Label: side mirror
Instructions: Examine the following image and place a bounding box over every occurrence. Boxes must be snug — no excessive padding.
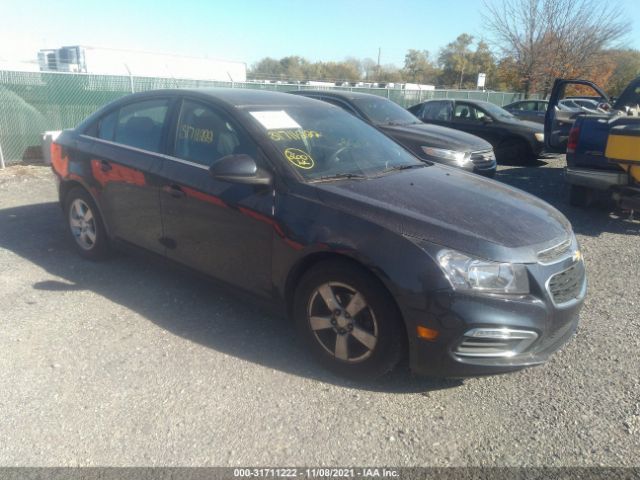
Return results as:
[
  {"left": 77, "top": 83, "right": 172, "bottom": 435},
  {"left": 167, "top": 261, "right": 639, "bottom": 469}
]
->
[
  {"left": 481, "top": 116, "right": 493, "bottom": 124},
  {"left": 209, "top": 154, "right": 272, "bottom": 185}
]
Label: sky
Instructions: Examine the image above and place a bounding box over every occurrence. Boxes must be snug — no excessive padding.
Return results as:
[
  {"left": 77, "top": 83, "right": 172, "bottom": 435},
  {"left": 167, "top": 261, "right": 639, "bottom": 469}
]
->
[{"left": 1, "top": 0, "right": 639, "bottom": 68}]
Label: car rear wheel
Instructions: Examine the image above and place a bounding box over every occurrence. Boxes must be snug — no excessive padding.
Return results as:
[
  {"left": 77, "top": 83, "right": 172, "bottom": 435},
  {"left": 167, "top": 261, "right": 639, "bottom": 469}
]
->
[
  {"left": 293, "top": 260, "right": 406, "bottom": 379},
  {"left": 64, "top": 187, "right": 110, "bottom": 260}
]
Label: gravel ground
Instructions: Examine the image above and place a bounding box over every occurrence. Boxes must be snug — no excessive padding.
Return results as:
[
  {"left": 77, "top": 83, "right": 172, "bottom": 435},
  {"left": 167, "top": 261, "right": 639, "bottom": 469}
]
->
[{"left": 0, "top": 158, "right": 638, "bottom": 467}]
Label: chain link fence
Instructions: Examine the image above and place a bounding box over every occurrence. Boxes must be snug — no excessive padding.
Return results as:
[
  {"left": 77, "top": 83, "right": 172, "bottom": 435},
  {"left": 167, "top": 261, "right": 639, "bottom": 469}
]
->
[{"left": 0, "top": 69, "right": 539, "bottom": 166}]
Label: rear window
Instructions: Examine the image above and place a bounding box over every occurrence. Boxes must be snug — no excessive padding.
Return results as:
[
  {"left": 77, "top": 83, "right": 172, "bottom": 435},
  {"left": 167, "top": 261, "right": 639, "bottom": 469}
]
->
[{"left": 350, "top": 96, "right": 421, "bottom": 126}]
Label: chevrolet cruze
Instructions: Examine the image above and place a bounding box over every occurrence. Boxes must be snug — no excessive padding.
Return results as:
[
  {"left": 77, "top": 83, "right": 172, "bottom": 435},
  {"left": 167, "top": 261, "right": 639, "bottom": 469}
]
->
[{"left": 51, "top": 89, "right": 586, "bottom": 378}]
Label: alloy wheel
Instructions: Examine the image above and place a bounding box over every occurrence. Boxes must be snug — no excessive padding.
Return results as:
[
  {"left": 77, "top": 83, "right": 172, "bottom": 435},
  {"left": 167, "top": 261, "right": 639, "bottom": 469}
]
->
[
  {"left": 68, "top": 198, "right": 97, "bottom": 250},
  {"left": 307, "top": 282, "right": 378, "bottom": 362}
]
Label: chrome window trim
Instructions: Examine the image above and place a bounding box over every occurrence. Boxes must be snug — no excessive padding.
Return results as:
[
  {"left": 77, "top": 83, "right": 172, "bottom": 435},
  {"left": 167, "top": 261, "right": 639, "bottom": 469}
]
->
[{"left": 79, "top": 134, "right": 210, "bottom": 171}]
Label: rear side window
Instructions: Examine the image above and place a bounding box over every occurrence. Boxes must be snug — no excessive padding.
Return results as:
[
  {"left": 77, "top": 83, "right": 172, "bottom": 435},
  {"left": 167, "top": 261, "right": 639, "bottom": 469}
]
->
[
  {"left": 98, "top": 111, "right": 118, "bottom": 141},
  {"left": 114, "top": 99, "right": 170, "bottom": 153},
  {"left": 513, "top": 101, "right": 536, "bottom": 111},
  {"left": 421, "top": 101, "right": 452, "bottom": 121}
]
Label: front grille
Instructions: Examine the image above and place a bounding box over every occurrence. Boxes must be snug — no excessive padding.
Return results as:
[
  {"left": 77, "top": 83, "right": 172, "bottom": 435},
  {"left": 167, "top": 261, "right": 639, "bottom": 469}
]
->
[
  {"left": 538, "top": 238, "right": 572, "bottom": 264},
  {"left": 470, "top": 149, "right": 496, "bottom": 167},
  {"left": 547, "top": 262, "right": 584, "bottom": 305}
]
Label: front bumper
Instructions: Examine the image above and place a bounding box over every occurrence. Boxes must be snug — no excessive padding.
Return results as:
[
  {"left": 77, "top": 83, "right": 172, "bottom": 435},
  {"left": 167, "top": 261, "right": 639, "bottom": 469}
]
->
[{"left": 403, "top": 257, "right": 586, "bottom": 377}]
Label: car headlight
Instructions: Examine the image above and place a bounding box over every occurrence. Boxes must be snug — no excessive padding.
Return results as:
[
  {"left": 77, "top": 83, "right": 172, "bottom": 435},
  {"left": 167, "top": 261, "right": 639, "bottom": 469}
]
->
[
  {"left": 437, "top": 249, "right": 530, "bottom": 294},
  {"left": 421, "top": 146, "right": 471, "bottom": 165},
  {"left": 534, "top": 132, "right": 544, "bottom": 142}
]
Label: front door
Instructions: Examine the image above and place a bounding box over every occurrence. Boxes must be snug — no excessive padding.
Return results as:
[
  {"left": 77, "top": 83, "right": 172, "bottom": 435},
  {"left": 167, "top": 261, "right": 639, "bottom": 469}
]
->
[
  {"left": 544, "top": 79, "right": 610, "bottom": 153},
  {"left": 452, "top": 102, "right": 501, "bottom": 146},
  {"left": 158, "top": 98, "right": 274, "bottom": 297}
]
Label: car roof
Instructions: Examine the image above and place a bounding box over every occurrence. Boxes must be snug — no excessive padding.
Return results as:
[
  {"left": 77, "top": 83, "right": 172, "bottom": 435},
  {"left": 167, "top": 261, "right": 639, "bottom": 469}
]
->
[
  {"left": 111, "top": 87, "right": 323, "bottom": 109},
  {"left": 292, "top": 89, "right": 388, "bottom": 102}
]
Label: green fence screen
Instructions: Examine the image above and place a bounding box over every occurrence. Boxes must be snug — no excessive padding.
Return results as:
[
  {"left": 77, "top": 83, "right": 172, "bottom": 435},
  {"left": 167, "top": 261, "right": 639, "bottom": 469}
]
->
[{"left": 0, "top": 70, "right": 538, "bottom": 165}]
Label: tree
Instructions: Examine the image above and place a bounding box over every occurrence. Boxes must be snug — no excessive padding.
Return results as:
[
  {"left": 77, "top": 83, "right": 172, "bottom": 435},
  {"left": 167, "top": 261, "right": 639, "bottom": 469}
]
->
[
  {"left": 606, "top": 49, "right": 640, "bottom": 96},
  {"left": 438, "top": 34, "right": 475, "bottom": 88},
  {"left": 361, "top": 58, "right": 377, "bottom": 81},
  {"left": 483, "top": 0, "right": 631, "bottom": 96},
  {"left": 377, "top": 64, "right": 403, "bottom": 83},
  {"left": 250, "top": 57, "right": 283, "bottom": 80},
  {"left": 403, "top": 49, "right": 439, "bottom": 84},
  {"left": 471, "top": 41, "right": 496, "bottom": 87}
]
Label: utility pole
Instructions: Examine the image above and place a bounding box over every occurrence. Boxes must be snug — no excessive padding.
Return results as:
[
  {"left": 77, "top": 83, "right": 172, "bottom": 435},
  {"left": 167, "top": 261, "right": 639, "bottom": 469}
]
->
[{"left": 377, "top": 47, "right": 381, "bottom": 81}]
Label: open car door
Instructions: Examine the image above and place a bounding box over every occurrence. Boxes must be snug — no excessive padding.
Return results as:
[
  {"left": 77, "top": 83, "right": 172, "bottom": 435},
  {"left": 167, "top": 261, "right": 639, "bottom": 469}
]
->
[
  {"left": 544, "top": 79, "right": 610, "bottom": 153},
  {"left": 613, "top": 76, "right": 640, "bottom": 114}
]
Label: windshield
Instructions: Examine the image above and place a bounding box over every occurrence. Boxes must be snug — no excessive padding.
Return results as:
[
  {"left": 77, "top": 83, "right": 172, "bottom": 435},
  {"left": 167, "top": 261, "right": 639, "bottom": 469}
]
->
[
  {"left": 480, "top": 102, "right": 515, "bottom": 120},
  {"left": 246, "top": 105, "right": 424, "bottom": 181},
  {"left": 350, "top": 96, "right": 422, "bottom": 126}
]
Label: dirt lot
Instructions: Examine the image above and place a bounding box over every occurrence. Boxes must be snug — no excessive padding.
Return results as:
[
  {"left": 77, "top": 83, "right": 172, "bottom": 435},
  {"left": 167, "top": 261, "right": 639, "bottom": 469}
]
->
[{"left": 0, "top": 158, "right": 638, "bottom": 466}]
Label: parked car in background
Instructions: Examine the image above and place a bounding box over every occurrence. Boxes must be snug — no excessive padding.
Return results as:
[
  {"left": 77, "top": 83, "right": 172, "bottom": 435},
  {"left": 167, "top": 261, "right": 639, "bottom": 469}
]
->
[
  {"left": 558, "top": 98, "right": 610, "bottom": 114},
  {"left": 50, "top": 88, "right": 586, "bottom": 379},
  {"left": 409, "top": 99, "right": 545, "bottom": 163},
  {"left": 290, "top": 90, "right": 496, "bottom": 177},
  {"left": 545, "top": 76, "right": 640, "bottom": 207},
  {"left": 503, "top": 100, "right": 549, "bottom": 123}
]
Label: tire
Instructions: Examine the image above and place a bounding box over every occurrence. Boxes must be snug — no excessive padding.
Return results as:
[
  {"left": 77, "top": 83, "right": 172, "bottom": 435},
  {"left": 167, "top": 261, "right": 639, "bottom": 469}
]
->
[
  {"left": 569, "top": 184, "right": 593, "bottom": 208},
  {"left": 497, "top": 138, "right": 535, "bottom": 164},
  {"left": 293, "top": 260, "right": 406, "bottom": 379},
  {"left": 64, "top": 186, "right": 110, "bottom": 260}
]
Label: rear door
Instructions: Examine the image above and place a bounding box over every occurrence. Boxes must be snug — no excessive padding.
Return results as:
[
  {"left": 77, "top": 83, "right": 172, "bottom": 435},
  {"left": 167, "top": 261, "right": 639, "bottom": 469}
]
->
[
  {"left": 158, "top": 97, "right": 274, "bottom": 296},
  {"left": 415, "top": 100, "right": 453, "bottom": 127},
  {"left": 87, "top": 97, "right": 173, "bottom": 254},
  {"left": 544, "top": 79, "right": 610, "bottom": 153}
]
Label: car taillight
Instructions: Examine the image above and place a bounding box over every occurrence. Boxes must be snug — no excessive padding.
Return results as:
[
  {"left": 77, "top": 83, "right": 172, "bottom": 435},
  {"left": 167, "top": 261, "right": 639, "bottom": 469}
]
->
[{"left": 567, "top": 126, "right": 580, "bottom": 154}]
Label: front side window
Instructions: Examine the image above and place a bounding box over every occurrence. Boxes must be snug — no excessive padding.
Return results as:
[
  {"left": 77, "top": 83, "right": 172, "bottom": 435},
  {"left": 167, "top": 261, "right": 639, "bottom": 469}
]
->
[
  {"left": 247, "top": 105, "right": 424, "bottom": 181},
  {"left": 114, "top": 99, "right": 170, "bottom": 153},
  {"left": 174, "top": 100, "right": 248, "bottom": 166},
  {"left": 454, "top": 103, "right": 485, "bottom": 122}
]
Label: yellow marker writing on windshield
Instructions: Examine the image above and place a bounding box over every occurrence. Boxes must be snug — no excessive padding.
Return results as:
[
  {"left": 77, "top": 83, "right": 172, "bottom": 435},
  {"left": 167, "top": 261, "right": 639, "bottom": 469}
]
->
[{"left": 284, "top": 148, "right": 315, "bottom": 169}]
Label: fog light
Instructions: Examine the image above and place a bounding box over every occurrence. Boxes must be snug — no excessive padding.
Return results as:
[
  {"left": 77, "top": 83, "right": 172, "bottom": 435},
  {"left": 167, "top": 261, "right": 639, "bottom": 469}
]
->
[{"left": 417, "top": 326, "right": 439, "bottom": 341}]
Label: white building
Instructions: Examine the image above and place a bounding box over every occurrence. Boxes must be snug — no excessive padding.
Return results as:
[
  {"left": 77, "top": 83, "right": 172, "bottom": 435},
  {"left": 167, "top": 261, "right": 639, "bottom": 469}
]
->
[{"left": 37, "top": 46, "right": 247, "bottom": 82}]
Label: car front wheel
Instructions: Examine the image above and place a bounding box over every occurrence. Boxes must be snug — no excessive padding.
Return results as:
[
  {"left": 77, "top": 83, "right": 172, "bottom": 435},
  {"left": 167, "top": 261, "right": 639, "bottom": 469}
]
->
[{"left": 294, "top": 260, "right": 406, "bottom": 379}]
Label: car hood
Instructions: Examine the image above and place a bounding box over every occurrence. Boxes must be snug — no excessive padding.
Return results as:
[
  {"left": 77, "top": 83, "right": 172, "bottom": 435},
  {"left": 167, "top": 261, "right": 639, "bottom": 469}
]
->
[
  {"left": 313, "top": 165, "right": 572, "bottom": 263},
  {"left": 380, "top": 123, "right": 491, "bottom": 152}
]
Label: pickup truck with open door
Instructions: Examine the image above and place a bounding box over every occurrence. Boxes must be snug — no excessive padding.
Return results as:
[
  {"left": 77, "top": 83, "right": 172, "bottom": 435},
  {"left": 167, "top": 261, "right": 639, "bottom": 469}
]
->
[{"left": 544, "top": 77, "right": 640, "bottom": 207}]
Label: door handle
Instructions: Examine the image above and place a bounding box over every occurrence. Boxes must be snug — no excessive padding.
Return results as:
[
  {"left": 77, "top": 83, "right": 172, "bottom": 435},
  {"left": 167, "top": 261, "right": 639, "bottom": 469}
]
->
[
  {"left": 162, "top": 184, "right": 186, "bottom": 199},
  {"left": 100, "top": 160, "right": 112, "bottom": 172}
]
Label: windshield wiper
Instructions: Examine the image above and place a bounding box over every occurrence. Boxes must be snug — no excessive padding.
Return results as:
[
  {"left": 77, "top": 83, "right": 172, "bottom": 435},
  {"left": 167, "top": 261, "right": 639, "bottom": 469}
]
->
[
  {"left": 379, "top": 163, "right": 426, "bottom": 174},
  {"left": 309, "top": 172, "right": 367, "bottom": 183}
]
